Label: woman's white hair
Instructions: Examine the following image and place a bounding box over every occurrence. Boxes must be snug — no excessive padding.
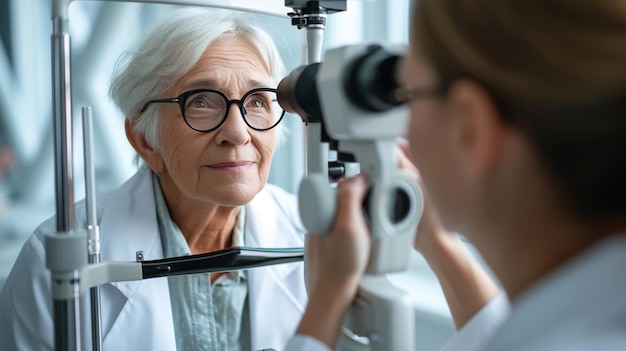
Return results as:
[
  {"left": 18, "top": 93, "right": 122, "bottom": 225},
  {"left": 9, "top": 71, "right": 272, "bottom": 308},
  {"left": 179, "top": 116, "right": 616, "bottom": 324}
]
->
[{"left": 109, "top": 8, "right": 287, "bottom": 156}]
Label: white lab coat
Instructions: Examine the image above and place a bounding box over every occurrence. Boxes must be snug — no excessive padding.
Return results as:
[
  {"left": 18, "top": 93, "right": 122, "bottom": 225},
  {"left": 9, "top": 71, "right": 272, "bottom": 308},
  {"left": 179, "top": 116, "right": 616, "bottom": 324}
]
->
[
  {"left": 284, "top": 291, "right": 509, "bottom": 351},
  {"left": 0, "top": 166, "right": 308, "bottom": 351},
  {"left": 480, "top": 234, "right": 626, "bottom": 351},
  {"left": 285, "top": 234, "right": 626, "bottom": 351}
]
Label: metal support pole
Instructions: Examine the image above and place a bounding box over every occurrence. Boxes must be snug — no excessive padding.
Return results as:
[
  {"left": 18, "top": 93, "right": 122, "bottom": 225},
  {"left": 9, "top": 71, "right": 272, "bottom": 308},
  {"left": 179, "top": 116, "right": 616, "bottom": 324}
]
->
[
  {"left": 83, "top": 107, "right": 103, "bottom": 351},
  {"left": 303, "top": 25, "right": 327, "bottom": 176},
  {"left": 52, "top": 9, "right": 80, "bottom": 351},
  {"left": 286, "top": 1, "right": 336, "bottom": 177},
  {"left": 52, "top": 10, "right": 74, "bottom": 233}
]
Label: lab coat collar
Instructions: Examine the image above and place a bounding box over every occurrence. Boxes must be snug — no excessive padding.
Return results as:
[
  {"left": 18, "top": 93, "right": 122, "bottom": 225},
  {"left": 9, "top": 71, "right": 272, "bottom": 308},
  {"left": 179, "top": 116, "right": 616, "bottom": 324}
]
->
[
  {"left": 245, "top": 184, "right": 307, "bottom": 350},
  {"left": 483, "top": 234, "right": 626, "bottom": 350},
  {"left": 93, "top": 167, "right": 176, "bottom": 350},
  {"left": 245, "top": 186, "right": 305, "bottom": 280},
  {"left": 99, "top": 166, "right": 162, "bottom": 298}
]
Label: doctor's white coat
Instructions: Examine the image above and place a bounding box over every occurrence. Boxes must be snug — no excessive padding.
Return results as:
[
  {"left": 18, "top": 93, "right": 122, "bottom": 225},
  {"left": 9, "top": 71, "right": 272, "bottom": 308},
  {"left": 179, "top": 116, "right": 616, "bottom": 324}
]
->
[{"left": 0, "top": 167, "right": 308, "bottom": 351}]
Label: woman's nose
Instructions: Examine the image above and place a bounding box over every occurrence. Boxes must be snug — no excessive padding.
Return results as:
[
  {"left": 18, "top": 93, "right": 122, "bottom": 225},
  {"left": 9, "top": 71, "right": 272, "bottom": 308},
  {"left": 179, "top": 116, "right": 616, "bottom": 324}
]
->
[{"left": 214, "top": 104, "right": 251, "bottom": 145}]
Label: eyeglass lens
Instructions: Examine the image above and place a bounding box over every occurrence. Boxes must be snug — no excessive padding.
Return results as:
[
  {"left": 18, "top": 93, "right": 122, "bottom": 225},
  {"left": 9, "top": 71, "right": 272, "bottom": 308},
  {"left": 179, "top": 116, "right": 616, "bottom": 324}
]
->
[{"left": 184, "top": 90, "right": 282, "bottom": 131}]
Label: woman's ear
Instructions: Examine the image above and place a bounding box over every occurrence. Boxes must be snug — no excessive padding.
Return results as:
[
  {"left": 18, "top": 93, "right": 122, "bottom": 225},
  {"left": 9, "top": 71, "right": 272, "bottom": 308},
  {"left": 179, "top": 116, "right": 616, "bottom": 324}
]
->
[
  {"left": 125, "top": 119, "right": 164, "bottom": 174},
  {"left": 447, "top": 79, "right": 507, "bottom": 181}
]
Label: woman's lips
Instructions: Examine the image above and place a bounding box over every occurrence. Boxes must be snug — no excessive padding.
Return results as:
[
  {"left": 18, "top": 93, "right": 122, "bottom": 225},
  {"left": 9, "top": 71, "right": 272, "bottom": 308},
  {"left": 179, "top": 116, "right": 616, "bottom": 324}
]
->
[{"left": 208, "top": 161, "right": 253, "bottom": 171}]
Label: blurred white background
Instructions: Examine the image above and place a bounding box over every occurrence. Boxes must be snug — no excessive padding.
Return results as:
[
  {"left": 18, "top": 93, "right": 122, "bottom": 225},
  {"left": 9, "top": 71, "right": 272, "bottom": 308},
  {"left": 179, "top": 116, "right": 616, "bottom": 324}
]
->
[{"left": 0, "top": 0, "right": 460, "bottom": 349}]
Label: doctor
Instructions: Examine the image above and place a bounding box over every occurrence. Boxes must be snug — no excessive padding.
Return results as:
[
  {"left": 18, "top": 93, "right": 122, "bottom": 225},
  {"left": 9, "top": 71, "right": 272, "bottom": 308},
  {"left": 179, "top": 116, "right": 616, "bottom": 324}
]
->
[
  {"left": 0, "top": 9, "right": 307, "bottom": 351},
  {"left": 287, "top": 0, "right": 626, "bottom": 350}
]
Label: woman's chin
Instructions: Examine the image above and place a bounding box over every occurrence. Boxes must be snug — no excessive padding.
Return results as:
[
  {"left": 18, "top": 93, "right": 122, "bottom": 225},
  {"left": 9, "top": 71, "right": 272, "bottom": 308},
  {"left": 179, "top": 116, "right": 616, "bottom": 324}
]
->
[{"left": 207, "top": 184, "right": 261, "bottom": 206}]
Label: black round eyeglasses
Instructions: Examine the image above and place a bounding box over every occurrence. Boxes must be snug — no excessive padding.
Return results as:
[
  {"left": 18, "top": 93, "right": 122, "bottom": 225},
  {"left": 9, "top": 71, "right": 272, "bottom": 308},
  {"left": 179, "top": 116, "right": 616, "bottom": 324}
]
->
[{"left": 140, "top": 87, "right": 286, "bottom": 132}]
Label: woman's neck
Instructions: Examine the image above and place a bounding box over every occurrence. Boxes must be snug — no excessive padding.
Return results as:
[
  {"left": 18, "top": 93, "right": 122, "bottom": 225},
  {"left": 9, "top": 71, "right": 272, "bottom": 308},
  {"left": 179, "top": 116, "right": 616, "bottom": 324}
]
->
[
  {"left": 158, "top": 180, "right": 241, "bottom": 255},
  {"left": 176, "top": 206, "right": 240, "bottom": 255},
  {"left": 178, "top": 205, "right": 240, "bottom": 255}
]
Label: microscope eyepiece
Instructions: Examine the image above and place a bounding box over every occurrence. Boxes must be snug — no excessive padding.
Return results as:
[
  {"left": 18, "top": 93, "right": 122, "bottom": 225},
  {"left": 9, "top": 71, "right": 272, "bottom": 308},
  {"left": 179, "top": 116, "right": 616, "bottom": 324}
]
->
[
  {"left": 277, "top": 63, "right": 324, "bottom": 123},
  {"left": 344, "top": 45, "right": 404, "bottom": 112},
  {"left": 276, "top": 45, "right": 404, "bottom": 122}
]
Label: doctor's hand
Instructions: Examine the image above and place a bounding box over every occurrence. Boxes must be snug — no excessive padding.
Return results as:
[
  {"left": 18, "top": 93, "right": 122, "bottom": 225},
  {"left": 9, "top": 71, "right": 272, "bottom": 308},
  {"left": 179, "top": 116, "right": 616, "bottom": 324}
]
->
[
  {"left": 395, "top": 138, "right": 449, "bottom": 254},
  {"left": 298, "top": 175, "right": 371, "bottom": 349},
  {"left": 396, "top": 138, "right": 500, "bottom": 330}
]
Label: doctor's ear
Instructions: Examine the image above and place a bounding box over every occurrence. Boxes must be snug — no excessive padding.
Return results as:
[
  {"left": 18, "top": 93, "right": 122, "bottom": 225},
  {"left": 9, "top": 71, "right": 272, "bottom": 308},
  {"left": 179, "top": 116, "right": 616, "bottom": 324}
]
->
[
  {"left": 125, "top": 119, "right": 165, "bottom": 174},
  {"left": 447, "top": 79, "right": 508, "bottom": 181}
]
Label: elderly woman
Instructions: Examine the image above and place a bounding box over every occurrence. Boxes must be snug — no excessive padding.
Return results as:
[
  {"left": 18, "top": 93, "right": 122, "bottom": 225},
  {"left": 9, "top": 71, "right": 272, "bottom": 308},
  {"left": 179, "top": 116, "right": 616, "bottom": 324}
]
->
[
  {"left": 0, "top": 9, "right": 307, "bottom": 351},
  {"left": 287, "top": 0, "right": 626, "bottom": 350}
]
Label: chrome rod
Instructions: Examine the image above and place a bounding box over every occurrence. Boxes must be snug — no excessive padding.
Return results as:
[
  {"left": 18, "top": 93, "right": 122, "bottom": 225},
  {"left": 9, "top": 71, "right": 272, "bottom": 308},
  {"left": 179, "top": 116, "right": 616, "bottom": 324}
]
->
[
  {"left": 52, "top": 18, "right": 74, "bottom": 232},
  {"left": 83, "top": 107, "right": 103, "bottom": 351},
  {"left": 52, "top": 14, "right": 80, "bottom": 351}
]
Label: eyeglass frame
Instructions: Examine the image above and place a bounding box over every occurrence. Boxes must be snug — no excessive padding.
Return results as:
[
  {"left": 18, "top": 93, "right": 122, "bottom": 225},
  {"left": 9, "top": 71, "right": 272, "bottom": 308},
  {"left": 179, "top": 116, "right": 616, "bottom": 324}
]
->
[
  {"left": 139, "top": 87, "right": 286, "bottom": 132},
  {"left": 392, "top": 84, "right": 446, "bottom": 105}
]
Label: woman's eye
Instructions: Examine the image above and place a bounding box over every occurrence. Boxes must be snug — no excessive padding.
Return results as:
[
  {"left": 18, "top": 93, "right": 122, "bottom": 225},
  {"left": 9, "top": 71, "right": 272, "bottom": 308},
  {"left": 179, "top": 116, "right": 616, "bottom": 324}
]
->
[
  {"left": 246, "top": 94, "right": 268, "bottom": 109},
  {"left": 190, "top": 99, "right": 208, "bottom": 109}
]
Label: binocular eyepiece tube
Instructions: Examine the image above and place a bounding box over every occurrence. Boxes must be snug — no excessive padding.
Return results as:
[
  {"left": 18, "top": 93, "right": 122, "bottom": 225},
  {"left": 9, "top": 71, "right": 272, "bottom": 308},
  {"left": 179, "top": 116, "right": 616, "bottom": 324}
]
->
[{"left": 277, "top": 45, "right": 405, "bottom": 122}]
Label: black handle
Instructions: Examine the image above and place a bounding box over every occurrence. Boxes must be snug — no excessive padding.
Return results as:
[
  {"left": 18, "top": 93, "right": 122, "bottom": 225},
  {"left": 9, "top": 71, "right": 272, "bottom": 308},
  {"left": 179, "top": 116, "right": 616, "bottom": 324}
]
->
[{"left": 142, "top": 246, "right": 304, "bottom": 279}]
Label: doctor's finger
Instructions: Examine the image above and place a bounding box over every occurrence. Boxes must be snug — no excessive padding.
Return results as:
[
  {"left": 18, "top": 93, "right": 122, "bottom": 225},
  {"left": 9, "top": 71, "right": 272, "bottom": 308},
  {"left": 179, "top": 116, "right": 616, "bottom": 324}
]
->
[
  {"left": 333, "top": 175, "right": 368, "bottom": 234},
  {"left": 396, "top": 139, "right": 419, "bottom": 175}
]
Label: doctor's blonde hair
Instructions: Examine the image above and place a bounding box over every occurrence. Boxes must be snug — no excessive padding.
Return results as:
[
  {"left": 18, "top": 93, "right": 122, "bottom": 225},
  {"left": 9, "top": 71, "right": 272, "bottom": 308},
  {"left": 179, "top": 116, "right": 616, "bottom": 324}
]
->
[
  {"left": 413, "top": 0, "right": 626, "bottom": 219},
  {"left": 109, "top": 8, "right": 287, "bottom": 158}
]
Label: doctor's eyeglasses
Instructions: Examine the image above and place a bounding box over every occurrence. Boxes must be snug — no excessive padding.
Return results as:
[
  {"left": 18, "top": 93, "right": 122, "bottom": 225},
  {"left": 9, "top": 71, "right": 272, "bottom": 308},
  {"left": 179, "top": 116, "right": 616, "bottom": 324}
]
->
[
  {"left": 140, "top": 87, "right": 286, "bottom": 132},
  {"left": 392, "top": 85, "right": 444, "bottom": 105}
]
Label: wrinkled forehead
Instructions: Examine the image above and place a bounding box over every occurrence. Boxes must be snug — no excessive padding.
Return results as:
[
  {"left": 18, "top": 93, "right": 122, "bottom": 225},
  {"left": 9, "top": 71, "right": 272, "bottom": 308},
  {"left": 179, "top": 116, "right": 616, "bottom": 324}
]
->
[{"left": 173, "top": 36, "right": 274, "bottom": 93}]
